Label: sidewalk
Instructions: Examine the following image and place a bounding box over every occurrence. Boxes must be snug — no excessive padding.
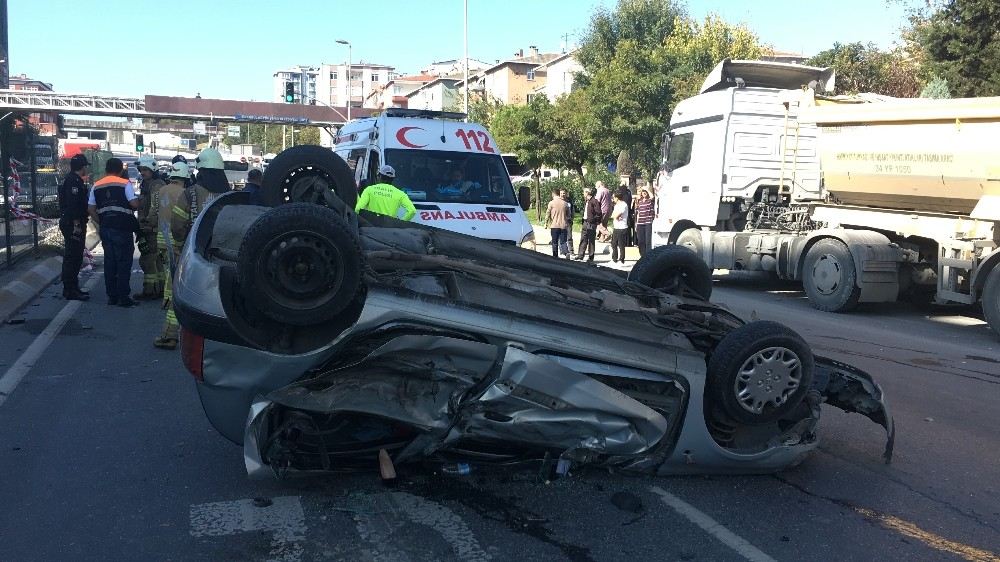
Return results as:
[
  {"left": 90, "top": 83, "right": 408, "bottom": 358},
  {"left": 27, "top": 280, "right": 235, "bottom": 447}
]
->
[
  {"left": 530, "top": 224, "right": 640, "bottom": 271},
  {"left": 0, "top": 224, "right": 101, "bottom": 324}
]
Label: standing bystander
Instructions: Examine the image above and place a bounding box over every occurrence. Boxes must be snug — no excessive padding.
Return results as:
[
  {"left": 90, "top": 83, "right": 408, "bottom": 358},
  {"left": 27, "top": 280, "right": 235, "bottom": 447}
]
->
[
  {"left": 243, "top": 168, "right": 264, "bottom": 205},
  {"left": 610, "top": 189, "right": 629, "bottom": 265},
  {"left": 544, "top": 191, "right": 570, "bottom": 259},
  {"left": 634, "top": 187, "right": 655, "bottom": 256},
  {"left": 575, "top": 187, "right": 602, "bottom": 262},
  {"left": 560, "top": 189, "right": 574, "bottom": 258}
]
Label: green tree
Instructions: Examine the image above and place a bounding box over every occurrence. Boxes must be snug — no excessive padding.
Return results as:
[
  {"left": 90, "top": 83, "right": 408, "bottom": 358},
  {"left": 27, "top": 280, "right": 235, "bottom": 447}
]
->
[
  {"left": 920, "top": 76, "right": 951, "bottom": 98},
  {"left": 578, "top": 2, "right": 767, "bottom": 179},
  {"left": 662, "top": 14, "right": 768, "bottom": 100},
  {"left": 491, "top": 97, "right": 554, "bottom": 220},
  {"left": 542, "top": 89, "right": 603, "bottom": 178},
  {"left": 577, "top": 0, "right": 684, "bottom": 74},
  {"left": 807, "top": 42, "right": 921, "bottom": 97},
  {"left": 909, "top": 0, "right": 1000, "bottom": 97}
]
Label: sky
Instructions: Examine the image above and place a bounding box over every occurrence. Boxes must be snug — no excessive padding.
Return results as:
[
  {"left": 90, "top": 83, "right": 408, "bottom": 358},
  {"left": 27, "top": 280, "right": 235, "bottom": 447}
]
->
[{"left": 8, "top": 0, "right": 917, "bottom": 101}]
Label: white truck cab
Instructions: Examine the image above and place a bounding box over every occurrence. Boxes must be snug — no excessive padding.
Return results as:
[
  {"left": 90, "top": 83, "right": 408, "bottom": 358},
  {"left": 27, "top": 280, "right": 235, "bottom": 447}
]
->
[
  {"left": 333, "top": 109, "right": 534, "bottom": 247},
  {"left": 654, "top": 60, "right": 834, "bottom": 246}
]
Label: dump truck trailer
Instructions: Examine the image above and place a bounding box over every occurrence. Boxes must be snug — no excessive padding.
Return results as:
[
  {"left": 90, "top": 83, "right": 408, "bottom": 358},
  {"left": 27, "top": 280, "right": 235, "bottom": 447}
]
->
[{"left": 653, "top": 59, "right": 1000, "bottom": 337}]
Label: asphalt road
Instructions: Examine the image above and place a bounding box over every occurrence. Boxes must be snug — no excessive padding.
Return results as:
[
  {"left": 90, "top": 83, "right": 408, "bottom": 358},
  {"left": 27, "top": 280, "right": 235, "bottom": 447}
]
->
[{"left": 0, "top": 255, "right": 997, "bottom": 561}]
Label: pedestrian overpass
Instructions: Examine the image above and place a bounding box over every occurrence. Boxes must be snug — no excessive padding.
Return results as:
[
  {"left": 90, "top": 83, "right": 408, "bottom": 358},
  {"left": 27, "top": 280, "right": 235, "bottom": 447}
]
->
[{"left": 0, "top": 90, "right": 370, "bottom": 126}]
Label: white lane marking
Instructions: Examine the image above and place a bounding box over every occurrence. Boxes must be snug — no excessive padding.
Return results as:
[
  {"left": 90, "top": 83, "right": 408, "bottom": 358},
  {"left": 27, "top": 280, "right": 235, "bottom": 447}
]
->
[
  {"left": 0, "top": 273, "right": 102, "bottom": 408},
  {"left": 345, "top": 491, "right": 491, "bottom": 561},
  {"left": 189, "top": 496, "right": 306, "bottom": 562},
  {"left": 650, "top": 486, "right": 777, "bottom": 562},
  {"left": 391, "top": 491, "right": 491, "bottom": 562}
]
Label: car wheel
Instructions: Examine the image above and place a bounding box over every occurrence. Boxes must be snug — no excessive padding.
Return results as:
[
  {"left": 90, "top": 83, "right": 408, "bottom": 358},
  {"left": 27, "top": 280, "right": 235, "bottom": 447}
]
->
[
  {"left": 982, "top": 266, "right": 1000, "bottom": 338},
  {"left": 707, "top": 321, "right": 814, "bottom": 425},
  {"left": 675, "top": 227, "right": 704, "bottom": 257},
  {"left": 237, "top": 203, "right": 363, "bottom": 326},
  {"left": 802, "top": 239, "right": 861, "bottom": 312},
  {"left": 629, "top": 245, "right": 713, "bottom": 300},
  {"left": 259, "top": 145, "right": 358, "bottom": 210}
]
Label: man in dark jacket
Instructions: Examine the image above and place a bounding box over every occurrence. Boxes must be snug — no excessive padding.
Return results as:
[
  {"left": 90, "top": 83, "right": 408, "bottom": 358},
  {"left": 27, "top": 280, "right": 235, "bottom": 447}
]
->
[
  {"left": 88, "top": 158, "right": 140, "bottom": 307},
  {"left": 575, "top": 187, "right": 603, "bottom": 262},
  {"left": 243, "top": 168, "right": 263, "bottom": 205},
  {"left": 57, "top": 154, "right": 91, "bottom": 301}
]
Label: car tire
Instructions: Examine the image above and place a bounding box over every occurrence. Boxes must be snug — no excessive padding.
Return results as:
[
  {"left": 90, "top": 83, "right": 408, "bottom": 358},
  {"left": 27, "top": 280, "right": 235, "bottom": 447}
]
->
[
  {"left": 802, "top": 239, "right": 861, "bottom": 312},
  {"left": 629, "top": 245, "right": 713, "bottom": 300},
  {"left": 707, "top": 321, "right": 815, "bottom": 425},
  {"left": 982, "top": 266, "right": 1000, "bottom": 338},
  {"left": 237, "top": 203, "right": 363, "bottom": 326},
  {"left": 259, "top": 145, "right": 358, "bottom": 210}
]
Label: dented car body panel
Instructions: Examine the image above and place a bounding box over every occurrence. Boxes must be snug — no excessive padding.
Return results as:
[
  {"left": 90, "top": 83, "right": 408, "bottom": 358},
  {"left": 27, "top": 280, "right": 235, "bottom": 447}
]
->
[{"left": 174, "top": 191, "right": 893, "bottom": 478}]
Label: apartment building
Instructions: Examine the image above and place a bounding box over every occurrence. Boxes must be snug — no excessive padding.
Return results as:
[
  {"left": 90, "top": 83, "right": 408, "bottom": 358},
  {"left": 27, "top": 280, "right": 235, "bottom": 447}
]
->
[{"left": 9, "top": 73, "right": 58, "bottom": 136}]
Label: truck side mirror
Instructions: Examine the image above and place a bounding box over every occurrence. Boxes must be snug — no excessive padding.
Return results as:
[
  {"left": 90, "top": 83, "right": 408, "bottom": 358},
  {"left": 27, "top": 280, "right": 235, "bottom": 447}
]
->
[{"left": 518, "top": 185, "right": 531, "bottom": 211}]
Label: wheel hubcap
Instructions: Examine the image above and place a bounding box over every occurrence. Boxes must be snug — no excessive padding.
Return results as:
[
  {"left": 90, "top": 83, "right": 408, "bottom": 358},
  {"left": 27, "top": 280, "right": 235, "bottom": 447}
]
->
[
  {"left": 812, "top": 254, "right": 842, "bottom": 295},
  {"left": 260, "top": 231, "right": 344, "bottom": 311},
  {"left": 733, "top": 346, "right": 803, "bottom": 414}
]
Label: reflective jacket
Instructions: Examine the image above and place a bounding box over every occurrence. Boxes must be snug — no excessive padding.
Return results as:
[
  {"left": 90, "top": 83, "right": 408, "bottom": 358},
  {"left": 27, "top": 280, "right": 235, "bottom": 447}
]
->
[
  {"left": 138, "top": 177, "right": 165, "bottom": 234},
  {"left": 355, "top": 182, "right": 416, "bottom": 220},
  {"left": 92, "top": 176, "right": 135, "bottom": 231},
  {"left": 149, "top": 179, "right": 219, "bottom": 252}
]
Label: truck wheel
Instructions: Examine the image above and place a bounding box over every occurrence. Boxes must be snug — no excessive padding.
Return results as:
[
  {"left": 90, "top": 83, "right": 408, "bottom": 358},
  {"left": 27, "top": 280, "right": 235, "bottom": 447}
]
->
[
  {"left": 675, "top": 228, "right": 705, "bottom": 258},
  {"left": 983, "top": 267, "right": 1000, "bottom": 338},
  {"left": 237, "top": 203, "right": 363, "bottom": 326},
  {"left": 259, "top": 145, "right": 358, "bottom": 210},
  {"left": 707, "top": 321, "right": 814, "bottom": 425},
  {"left": 803, "top": 239, "right": 861, "bottom": 312},
  {"left": 629, "top": 245, "right": 713, "bottom": 300}
]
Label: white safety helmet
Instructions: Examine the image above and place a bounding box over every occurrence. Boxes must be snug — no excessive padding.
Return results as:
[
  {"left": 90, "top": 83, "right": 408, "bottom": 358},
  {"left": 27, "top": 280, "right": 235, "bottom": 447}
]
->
[
  {"left": 136, "top": 155, "right": 157, "bottom": 172},
  {"left": 378, "top": 164, "right": 396, "bottom": 178},
  {"left": 195, "top": 147, "right": 225, "bottom": 170},
  {"left": 169, "top": 161, "right": 190, "bottom": 179}
]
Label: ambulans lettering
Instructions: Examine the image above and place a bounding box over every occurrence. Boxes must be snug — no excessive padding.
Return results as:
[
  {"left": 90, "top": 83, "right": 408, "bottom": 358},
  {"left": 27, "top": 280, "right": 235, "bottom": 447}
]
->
[{"left": 419, "top": 210, "right": 512, "bottom": 222}]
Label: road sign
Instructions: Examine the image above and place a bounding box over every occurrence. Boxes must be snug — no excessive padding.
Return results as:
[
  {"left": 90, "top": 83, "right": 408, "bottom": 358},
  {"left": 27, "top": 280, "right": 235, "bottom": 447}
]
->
[
  {"left": 193, "top": 122, "right": 207, "bottom": 135},
  {"left": 227, "top": 125, "right": 241, "bottom": 137}
]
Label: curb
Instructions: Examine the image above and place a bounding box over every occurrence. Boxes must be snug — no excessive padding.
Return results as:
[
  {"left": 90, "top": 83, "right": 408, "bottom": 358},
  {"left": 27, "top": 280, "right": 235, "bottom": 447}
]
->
[
  {"left": 0, "top": 256, "right": 64, "bottom": 324},
  {"left": 0, "top": 226, "right": 102, "bottom": 324}
]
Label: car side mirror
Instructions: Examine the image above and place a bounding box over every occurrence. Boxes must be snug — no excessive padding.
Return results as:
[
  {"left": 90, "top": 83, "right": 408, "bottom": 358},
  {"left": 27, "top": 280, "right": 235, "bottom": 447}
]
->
[{"left": 518, "top": 185, "right": 531, "bottom": 211}]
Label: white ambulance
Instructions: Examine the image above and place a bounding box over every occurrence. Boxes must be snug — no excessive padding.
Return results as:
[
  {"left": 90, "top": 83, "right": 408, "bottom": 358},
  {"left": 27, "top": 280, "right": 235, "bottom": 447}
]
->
[{"left": 332, "top": 109, "right": 534, "bottom": 247}]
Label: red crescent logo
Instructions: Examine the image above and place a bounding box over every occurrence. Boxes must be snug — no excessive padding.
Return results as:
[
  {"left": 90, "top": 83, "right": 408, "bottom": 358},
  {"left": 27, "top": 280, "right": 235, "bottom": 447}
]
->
[{"left": 396, "top": 126, "right": 427, "bottom": 148}]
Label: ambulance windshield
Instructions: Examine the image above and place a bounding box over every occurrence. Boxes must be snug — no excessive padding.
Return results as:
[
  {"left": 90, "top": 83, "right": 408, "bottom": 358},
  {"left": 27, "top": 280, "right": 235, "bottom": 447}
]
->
[{"left": 386, "top": 149, "right": 518, "bottom": 206}]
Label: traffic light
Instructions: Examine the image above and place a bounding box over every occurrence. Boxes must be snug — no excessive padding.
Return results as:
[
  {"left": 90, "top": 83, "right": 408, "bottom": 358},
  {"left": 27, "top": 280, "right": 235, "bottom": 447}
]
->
[
  {"left": 284, "top": 82, "right": 295, "bottom": 103},
  {"left": 135, "top": 133, "right": 144, "bottom": 153}
]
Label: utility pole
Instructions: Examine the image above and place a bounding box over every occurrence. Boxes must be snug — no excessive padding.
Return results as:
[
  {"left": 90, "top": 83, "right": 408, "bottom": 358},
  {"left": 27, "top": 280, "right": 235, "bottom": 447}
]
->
[
  {"left": 282, "top": 125, "right": 286, "bottom": 151},
  {"left": 336, "top": 40, "right": 352, "bottom": 121},
  {"left": 463, "top": 0, "right": 469, "bottom": 122}
]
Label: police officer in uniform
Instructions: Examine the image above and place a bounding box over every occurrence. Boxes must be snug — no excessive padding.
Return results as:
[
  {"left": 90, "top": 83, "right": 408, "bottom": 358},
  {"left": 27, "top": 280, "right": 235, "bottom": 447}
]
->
[
  {"left": 354, "top": 165, "right": 416, "bottom": 220},
  {"left": 57, "top": 154, "right": 91, "bottom": 301}
]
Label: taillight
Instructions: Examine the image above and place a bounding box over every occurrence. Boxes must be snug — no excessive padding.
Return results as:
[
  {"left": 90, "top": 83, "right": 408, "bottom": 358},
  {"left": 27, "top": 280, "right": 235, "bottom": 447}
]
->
[{"left": 180, "top": 327, "right": 205, "bottom": 381}]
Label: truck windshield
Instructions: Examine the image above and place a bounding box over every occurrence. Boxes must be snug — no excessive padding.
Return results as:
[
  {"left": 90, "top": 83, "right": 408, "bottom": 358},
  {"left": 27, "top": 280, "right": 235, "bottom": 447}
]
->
[
  {"left": 665, "top": 132, "right": 694, "bottom": 171},
  {"left": 386, "top": 149, "right": 518, "bottom": 206}
]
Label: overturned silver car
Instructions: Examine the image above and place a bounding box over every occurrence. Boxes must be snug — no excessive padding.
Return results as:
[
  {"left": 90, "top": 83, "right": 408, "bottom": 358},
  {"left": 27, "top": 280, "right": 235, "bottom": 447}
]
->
[{"left": 173, "top": 146, "right": 893, "bottom": 479}]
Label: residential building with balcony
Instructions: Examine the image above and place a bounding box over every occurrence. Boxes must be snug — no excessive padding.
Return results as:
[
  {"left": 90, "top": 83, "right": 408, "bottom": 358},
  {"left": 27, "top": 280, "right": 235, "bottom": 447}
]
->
[
  {"left": 315, "top": 62, "right": 396, "bottom": 110},
  {"left": 272, "top": 65, "right": 319, "bottom": 104}
]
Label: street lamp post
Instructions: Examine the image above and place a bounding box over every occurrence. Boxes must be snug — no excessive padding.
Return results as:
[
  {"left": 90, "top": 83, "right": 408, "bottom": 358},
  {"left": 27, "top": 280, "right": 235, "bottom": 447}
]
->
[
  {"left": 336, "top": 39, "right": 352, "bottom": 122},
  {"left": 464, "top": 0, "right": 469, "bottom": 122}
]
